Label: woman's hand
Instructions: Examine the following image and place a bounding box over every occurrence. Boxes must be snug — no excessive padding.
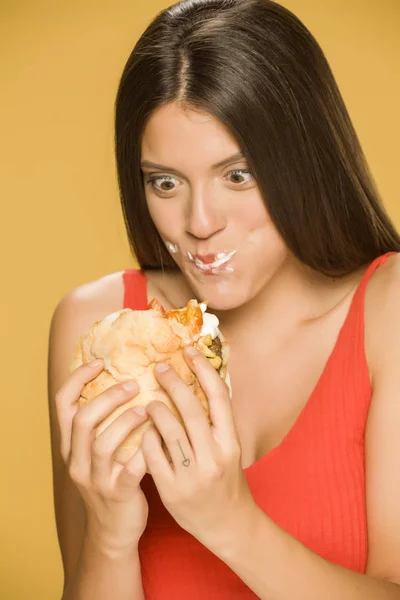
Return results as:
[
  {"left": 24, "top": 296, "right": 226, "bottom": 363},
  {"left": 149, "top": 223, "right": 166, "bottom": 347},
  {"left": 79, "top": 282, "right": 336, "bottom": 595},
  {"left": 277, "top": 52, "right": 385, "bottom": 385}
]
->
[
  {"left": 141, "top": 346, "right": 257, "bottom": 555},
  {"left": 55, "top": 360, "right": 149, "bottom": 553}
]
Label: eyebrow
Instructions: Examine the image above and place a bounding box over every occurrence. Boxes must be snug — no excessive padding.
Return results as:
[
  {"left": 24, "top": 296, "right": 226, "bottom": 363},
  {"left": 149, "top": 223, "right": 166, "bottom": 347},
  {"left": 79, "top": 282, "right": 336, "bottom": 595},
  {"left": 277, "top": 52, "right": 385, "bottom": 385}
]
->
[{"left": 140, "top": 151, "right": 247, "bottom": 175}]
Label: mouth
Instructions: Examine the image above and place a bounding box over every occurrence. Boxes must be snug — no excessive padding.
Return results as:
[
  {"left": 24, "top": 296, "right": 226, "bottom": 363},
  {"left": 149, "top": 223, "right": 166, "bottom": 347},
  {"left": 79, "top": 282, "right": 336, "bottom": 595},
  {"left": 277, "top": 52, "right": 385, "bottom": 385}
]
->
[{"left": 187, "top": 250, "right": 237, "bottom": 274}]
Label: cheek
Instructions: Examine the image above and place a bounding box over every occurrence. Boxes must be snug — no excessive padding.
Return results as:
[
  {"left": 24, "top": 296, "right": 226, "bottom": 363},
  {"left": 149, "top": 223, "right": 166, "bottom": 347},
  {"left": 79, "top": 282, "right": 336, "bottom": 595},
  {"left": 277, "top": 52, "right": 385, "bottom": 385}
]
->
[
  {"left": 234, "top": 195, "right": 273, "bottom": 237},
  {"left": 238, "top": 199, "right": 285, "bottom": 255},
  {"left": 146, "top": 197, "right": 183, "bottom": 239}
]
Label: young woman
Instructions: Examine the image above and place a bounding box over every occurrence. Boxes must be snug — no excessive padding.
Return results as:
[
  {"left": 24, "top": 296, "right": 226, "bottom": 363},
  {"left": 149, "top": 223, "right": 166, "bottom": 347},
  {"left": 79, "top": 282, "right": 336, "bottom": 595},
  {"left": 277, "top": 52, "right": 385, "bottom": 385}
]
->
[{"left": 48, "top": 0, "right": 400, "bottom": 598}]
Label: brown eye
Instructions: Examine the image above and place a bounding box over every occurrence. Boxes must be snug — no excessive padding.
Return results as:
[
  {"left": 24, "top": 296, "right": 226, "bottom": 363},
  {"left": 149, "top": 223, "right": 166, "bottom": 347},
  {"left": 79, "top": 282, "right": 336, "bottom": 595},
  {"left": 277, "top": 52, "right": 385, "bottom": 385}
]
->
[
  {"left": 227, "top": 169, "right": 254, "bottom": 185},
  {"left": 159, "top": 179, "right": 175, "bottom": 191},
  {"left": 145, "top": 175, "right": 178, "bottom": 193}
]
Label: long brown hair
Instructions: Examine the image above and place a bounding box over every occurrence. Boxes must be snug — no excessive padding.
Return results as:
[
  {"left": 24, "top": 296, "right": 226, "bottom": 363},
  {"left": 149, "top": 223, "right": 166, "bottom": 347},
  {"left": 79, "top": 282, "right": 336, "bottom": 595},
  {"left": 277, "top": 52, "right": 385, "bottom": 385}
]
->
[{"left": 115, "top": 0, "right": 400, "bottom": 276}]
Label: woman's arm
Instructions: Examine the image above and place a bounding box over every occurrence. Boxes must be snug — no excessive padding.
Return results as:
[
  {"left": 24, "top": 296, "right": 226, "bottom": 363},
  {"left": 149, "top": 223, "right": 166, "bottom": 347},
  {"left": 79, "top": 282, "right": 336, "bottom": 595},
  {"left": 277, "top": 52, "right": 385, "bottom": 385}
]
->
[
  {"left": 62, "top": 535, "right": 144, "bottom": 600},
  {"left": 214, "top": 506, "right": 400, "bottom": 600},
  {"left": 211, "top": 257, "right": 400, "bottom": 599},
  {"left": 48, "top": 288, "right": 146, "bottom": 600}
]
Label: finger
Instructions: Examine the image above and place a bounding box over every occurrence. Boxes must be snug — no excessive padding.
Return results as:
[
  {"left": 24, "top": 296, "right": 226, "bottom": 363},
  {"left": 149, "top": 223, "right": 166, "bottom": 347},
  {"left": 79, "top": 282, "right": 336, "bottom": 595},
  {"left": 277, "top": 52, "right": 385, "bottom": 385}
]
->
[
  {"left": 154, "top": 363, "right": 215, "bottom": 460},
  {"left": 55, "top": 359, "right": 104, "bottom": 463},
  {"left": 141, "top": 426, "right": 175, "bottom": 485},
  {"left": 183, "top": 346, "right": 238, "bottom": 447},
  {"left": 116, "top": 448, "right": 148, "bottom": 489},
  {"left": 146, "top": 400, "right": 196, "bottom": 471},
  {"left": 91, "top": 407, "right": 148, "bottom": 485},
  {"left": 69, "top": 380, "right": 140, "bottom": 483}
]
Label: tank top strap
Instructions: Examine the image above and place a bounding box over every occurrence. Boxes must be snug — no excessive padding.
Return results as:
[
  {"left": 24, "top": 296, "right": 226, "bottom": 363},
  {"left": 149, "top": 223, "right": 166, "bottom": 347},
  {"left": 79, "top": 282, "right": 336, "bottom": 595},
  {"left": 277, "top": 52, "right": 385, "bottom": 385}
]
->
[
  {"left": 335, "top": 251, "right": 397, "bottom": 354},
  {"left": 346, "top": 251, "right": 396, "bottom": 320},
  {"left": 123, "top": 269, "right": 148, "bottom": 310}
]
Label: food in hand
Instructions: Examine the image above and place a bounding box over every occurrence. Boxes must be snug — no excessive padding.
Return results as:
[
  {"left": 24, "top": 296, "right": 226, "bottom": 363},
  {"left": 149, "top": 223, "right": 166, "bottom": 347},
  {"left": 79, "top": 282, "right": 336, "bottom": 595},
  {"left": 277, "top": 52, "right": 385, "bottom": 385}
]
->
[{"left": 70, "top": 299, "right": 230, "bottom": 465}]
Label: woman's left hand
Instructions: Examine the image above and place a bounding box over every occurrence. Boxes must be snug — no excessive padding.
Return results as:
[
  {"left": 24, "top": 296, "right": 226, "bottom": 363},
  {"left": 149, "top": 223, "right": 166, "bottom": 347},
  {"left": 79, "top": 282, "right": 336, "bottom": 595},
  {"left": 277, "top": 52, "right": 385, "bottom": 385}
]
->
[{"left": 141, "top": 345, "right": 257, "bottom": 554}]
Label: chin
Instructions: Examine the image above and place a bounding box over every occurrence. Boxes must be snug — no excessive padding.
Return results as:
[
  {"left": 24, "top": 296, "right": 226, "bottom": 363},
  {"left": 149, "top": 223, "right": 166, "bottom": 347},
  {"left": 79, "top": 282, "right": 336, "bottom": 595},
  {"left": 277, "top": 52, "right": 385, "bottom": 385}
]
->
[
  {"left": 206, "top": 296, "right": 247, "bottom": 312},
  {"left": 188, "top": 273, "right": 252, "bottom": 312}
]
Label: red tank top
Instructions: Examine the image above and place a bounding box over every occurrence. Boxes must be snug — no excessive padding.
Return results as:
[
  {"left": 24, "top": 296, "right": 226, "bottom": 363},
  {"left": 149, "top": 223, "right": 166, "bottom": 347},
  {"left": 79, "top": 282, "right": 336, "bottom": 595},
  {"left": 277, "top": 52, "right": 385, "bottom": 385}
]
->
[{"left": 123, "top": 252, "right": 395, "bottom": 599}]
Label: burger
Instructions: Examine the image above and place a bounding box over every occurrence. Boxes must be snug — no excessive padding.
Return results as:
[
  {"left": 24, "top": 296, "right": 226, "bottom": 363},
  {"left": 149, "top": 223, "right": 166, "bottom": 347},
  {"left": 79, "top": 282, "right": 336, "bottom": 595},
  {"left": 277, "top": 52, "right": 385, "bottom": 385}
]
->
[{"left": 70, "top": 299, "right": 230, "bottom": 465}]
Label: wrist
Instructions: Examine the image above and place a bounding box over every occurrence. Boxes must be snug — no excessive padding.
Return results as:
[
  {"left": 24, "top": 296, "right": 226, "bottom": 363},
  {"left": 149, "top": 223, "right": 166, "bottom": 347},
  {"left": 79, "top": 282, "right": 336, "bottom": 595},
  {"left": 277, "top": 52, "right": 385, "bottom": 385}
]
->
[
  {"left": 84, "top": 522, "right": 140, "bottom": 560},
  {"left": 209, "top": 499, "right": 263, "bottom": 561}
]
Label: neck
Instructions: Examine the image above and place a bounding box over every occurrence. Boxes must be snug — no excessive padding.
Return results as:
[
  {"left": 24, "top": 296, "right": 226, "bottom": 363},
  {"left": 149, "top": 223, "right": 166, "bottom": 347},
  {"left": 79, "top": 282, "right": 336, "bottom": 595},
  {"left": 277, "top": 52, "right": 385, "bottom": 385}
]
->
[{"left": 214, "top": 255, "right": 363, "bottom": 341}]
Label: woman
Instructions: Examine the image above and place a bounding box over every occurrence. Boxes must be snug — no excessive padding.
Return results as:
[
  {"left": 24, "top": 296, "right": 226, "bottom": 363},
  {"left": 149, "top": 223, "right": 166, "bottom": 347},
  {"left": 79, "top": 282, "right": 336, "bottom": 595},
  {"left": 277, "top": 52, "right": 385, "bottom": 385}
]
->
[{"left": 48, "top": 0, "right": 400, "bottom": 598}]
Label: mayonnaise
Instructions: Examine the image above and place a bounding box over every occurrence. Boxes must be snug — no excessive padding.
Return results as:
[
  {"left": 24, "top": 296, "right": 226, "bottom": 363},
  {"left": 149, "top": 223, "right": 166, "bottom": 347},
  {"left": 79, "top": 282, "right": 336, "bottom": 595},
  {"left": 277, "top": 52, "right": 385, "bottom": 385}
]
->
[{"left": 199, "top": 303, "right": 220, "bottom": 339}]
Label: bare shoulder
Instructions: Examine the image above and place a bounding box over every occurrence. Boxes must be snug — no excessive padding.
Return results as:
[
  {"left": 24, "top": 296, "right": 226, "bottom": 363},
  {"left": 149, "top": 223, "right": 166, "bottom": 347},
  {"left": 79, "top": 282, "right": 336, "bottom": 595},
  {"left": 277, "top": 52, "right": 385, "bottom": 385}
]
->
[
  {"left": 48, "top": 270, "right": 130, "bottom": 404},
  {"left": 64, "top": 270, "right": 126, "bottom": 314},
  {"left": 365, "top": 252, "right": 400, "bottom": 376},
  {"left": 365, "top": 251, "right": 400, "bottom": 309},
  {"left": 53, "top": 266, "right": 192, "bottom": 330},
  {"left": 49, "top": 267, "right": 194, "bottom": 396},
  {"left": 363, "top": 253, "right": 400, "bottom": 583},
  {"left": 49, "top": 266, "right": 135, "bottom": 424}
]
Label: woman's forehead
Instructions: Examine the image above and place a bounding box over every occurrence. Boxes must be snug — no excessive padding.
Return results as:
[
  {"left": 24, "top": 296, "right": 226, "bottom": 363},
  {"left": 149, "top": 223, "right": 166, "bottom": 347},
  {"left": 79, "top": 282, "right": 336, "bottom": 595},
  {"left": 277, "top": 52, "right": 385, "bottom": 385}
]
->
[{"left": 141, "top": 103, "right": 242, "bottom": 172}]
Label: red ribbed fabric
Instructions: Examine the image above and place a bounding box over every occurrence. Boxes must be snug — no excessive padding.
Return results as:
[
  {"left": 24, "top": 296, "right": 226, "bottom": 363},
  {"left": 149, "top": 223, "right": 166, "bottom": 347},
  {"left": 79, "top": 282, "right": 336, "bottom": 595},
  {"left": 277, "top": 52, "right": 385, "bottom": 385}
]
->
[
  {"left": 122, "top": 269, "right": 148, "bottom": 311},
  {"left": 123, "top": 252, "right": 395, "bottom": 598}
]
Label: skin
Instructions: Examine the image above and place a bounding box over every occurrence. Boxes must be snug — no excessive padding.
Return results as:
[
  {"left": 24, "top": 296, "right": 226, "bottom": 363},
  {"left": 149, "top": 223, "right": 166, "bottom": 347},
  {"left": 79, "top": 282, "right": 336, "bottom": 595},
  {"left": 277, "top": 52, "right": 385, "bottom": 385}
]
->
[
  {"left": 55, "top": 100, "right": 400, "bottom": 598},
  {"left": 136, "top": 101, "right": 400, "bottom": 597},
  {"left": 141, "top": 102, "right": 360, "bottom": 322},
  {"left": 140, "top": 102, "right": 368, "bottom": 469}
]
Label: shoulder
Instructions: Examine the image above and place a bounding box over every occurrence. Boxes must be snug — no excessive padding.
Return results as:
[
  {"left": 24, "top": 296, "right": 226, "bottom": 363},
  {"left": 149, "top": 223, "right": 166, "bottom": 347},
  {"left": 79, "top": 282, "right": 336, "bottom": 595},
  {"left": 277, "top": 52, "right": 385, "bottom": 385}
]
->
[
  {"left": 365, "top": 252, "right": 400, "bottom": 379},
  {"left": 365, "top": 252, "right": 400, "bottom": 310},
  {"left": 49, "top": 271, "right": 127, "bottom": 386},
  {"left": 65, "top": 270, "right": 126, "bottom": 311},
  {"left": 53, "top": 266, "right": 192, "bottom": 324},
  {"left": 362, "top": 252, "right": 400, "bottom": 583},
  {"left": 50, "top": 271, "right": 127, "bottom": 340}
]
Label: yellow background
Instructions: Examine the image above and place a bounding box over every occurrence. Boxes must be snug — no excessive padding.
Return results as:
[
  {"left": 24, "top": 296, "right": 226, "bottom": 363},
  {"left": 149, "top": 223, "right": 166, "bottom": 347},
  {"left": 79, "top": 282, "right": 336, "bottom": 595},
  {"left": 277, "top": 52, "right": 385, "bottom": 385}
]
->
[{"left": 1, "top": 0, "right": 398, "bottom": 597}]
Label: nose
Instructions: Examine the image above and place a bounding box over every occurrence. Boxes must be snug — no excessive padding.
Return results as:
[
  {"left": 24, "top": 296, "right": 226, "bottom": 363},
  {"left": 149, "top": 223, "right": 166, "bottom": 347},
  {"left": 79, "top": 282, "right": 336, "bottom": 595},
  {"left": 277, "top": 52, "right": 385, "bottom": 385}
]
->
[{"left": 185, "top": 184, "right": 226, "bottom": 240}]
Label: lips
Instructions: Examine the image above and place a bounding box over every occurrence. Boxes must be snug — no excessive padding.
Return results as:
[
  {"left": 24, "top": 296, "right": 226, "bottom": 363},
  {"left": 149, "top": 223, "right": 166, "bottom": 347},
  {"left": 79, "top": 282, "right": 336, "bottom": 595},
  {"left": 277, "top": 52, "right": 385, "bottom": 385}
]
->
[
  {"left": 187, "top": 250, "right": 237, "bottom": 272},
  {"left": 194, "top": 254, "right": 218, "bottom": 264}
]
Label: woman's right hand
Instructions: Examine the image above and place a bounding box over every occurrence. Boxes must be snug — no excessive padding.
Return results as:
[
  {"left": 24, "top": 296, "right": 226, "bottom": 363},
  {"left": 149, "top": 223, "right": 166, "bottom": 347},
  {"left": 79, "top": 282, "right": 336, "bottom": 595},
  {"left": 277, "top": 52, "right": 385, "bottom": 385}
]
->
[{"left": 55, "top": 359, "right": 149, "bottom": 553}]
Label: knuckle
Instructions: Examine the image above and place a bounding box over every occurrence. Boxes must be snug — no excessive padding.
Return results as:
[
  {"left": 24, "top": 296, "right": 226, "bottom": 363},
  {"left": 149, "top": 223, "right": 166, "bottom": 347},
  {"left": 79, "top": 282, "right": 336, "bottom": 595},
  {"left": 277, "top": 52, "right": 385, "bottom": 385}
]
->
[
  {"left": 68, "top": 462, "right": 85, "bottom": 486},
  {"left": 91, "top": 439, "right": 109, "bottom": 459},
  {"left": 209, "top": 463, "right": 224, "bottom": 480},
  {"left": 72, "top": 410, "right": 91, "bottom": 430},
  {"left": 228, "top": 442, "right": 242, "bottom": 462},
  {"left": 201, "top": 462, "right": 223, "bottom": 481},
  {"left": 92, "top": 477, "right": 111, "bottom": 497}
]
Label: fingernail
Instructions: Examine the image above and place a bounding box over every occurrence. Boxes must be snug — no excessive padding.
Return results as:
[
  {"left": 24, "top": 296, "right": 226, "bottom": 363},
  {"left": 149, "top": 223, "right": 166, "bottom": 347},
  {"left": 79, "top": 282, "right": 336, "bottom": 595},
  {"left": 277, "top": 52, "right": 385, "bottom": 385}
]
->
[
  {"left": 88, "top": 359, "right": 103, "bottom": 368},
  {"left": 184, "top": 346, "right": 198, "bottom": 357},
  {"left": 123, "top": 380, "right": 138, "bottom": 392},
  {"left": 155, "top": 362, "right": 169, "bottom": 373},
  {"left": 133, "top": 406, "right": 147, "bottom": 416}
]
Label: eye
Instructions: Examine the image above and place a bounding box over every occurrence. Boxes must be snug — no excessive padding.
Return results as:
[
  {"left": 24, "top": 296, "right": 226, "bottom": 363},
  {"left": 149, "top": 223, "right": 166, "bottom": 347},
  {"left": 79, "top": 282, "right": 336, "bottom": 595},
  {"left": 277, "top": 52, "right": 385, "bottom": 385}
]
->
[
  {"left": 226, "top": 169, "right": 254, "bottom": 185},
  {"left": 143, "top": 168, "right": 255, "bottom": 194},
  {"left": 144, "top": 175, "right": 178, "bottom": 193}
]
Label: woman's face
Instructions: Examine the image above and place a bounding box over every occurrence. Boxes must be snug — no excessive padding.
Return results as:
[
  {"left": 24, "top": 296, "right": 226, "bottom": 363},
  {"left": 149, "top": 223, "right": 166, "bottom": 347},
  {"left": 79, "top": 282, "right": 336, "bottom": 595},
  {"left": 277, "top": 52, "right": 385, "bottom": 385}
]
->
[{"left": 141, "top": 102, "right": 288, "bottom": 310}]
